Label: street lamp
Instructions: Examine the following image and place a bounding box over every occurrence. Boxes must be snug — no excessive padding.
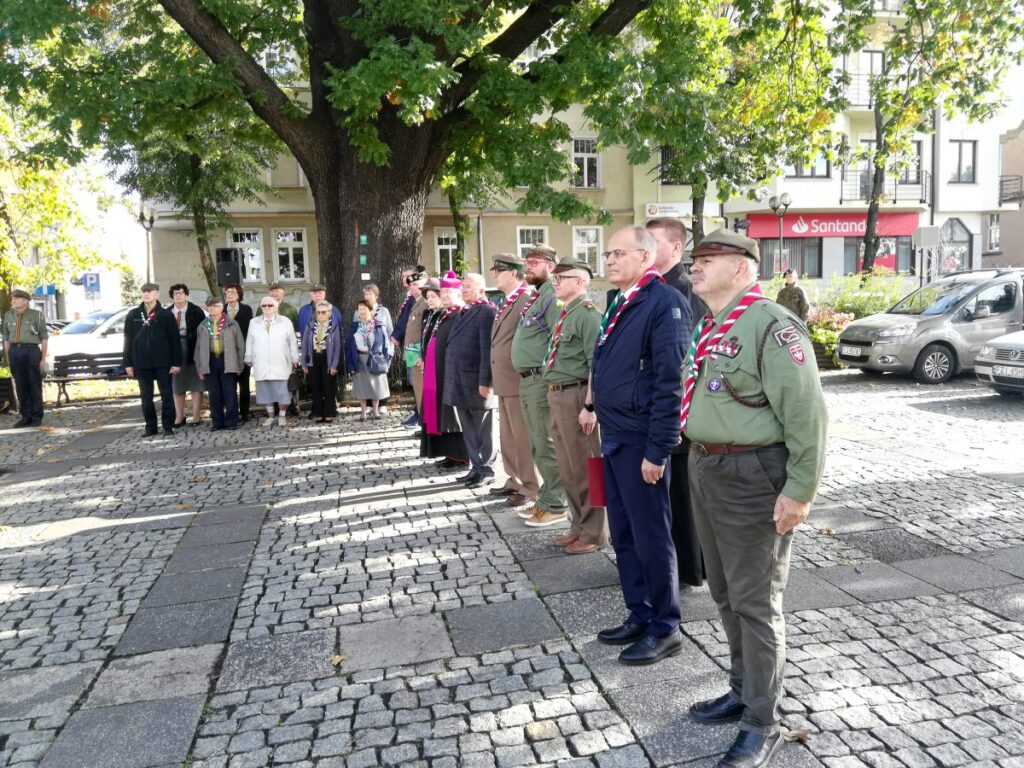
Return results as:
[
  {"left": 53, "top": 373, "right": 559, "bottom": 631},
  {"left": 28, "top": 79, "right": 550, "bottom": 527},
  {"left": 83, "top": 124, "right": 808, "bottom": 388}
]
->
[
  {"left": 767, "top": 192, "right": 792, "bottom": 276},
  {"left": 138, "top": 208, "right": 155, "bottom": 282}
]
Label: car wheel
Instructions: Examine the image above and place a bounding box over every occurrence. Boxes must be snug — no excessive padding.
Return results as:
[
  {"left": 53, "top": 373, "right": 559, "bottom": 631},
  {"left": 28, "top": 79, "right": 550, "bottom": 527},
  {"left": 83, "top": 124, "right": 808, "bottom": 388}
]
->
[
  {"left": 994, "top": 386, "right": 1022, "bottom": 397},
  {"left": 913, "top": 344, "right": 955, "bottom": 384},
  {"left": 859, "top": 368, "right": 885, "bottom": 377}
]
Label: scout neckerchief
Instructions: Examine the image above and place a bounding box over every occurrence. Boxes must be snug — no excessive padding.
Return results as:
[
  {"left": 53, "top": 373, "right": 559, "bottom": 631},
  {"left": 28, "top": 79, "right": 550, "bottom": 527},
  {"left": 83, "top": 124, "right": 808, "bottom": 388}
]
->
[
  {"left": 679, "top": 284, "right": 765, "bottom": 430},
  {"left": 141, "top": 303, "right": 159, "bottom": 326},
  {"left": 545, "top": 296, "right": 585, "bottom": 369},
  {"left": 519, "top": 287, "right": 543, "bottom": 318},
  {"left": 206, "top": 313, "right": 226, "bottom": 355},
  {"left": 397, "top": 293, "right": 414, "bottom": 319},
  {"left": 313, "top": 318, "right": 331, "bottom": 352},
  {"left": 497, "top": 283, "right": 529, "bottom": 317},
  {"left": 596, "top": 268, "right": 664, "bottom": 347},
  {"left": 466, "top": 295, "right": 492, "bottom": 309}
]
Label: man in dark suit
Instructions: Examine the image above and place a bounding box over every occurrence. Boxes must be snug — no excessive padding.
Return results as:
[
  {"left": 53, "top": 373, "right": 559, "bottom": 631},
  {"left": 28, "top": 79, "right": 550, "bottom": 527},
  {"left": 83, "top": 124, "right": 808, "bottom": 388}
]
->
[
  {"left": 443, "top": 272, "right": 497, "bottom": 488},
  {"left": 646, "top": 216, "right": 706, "bottom": 590},
  {"left": 124, "top": 282, "right": 183, "bottom": 437}
]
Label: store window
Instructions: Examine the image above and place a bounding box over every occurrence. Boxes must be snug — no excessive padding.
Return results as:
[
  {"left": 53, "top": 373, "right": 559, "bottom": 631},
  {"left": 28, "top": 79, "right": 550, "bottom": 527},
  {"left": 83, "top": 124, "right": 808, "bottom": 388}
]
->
[
  {"left": 435, "top": 227, "right": 458, "bottom": 273},
  {"left": 758, "top": 238, "right": 822, "bottom": 279},
  {"left": 572, "top": 226, "right": 603, "bottom": 277},
  {"left": 517, "top": 226, "right": 549, "bottom": 259},
  {"left": 987, "top": 214, "right": 1001, "bottom": 252},
  {"left": 948, "top": 140, "right": 976, "bottom": 184},
  {"left": 231, "top": 229, "right": 264, "bottom": 283},
  {"left": 572, "top": 139, "right": 600, "bottom": 188},
  {"left": 843, "top": 236, "right": 913, "bottom": 274},
  {"left": 273, "top": 229, "right": 305, "bottom": 281},
  {"left": 939, "top": 218, "right": 972, "bottom": 272}
]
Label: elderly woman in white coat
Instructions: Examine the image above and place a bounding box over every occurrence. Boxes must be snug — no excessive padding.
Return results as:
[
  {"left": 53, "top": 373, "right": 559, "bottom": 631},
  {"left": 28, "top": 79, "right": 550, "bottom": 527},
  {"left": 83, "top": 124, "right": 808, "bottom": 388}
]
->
[{"left": 245, "top": 295, "right": 299, "bottom": 427}]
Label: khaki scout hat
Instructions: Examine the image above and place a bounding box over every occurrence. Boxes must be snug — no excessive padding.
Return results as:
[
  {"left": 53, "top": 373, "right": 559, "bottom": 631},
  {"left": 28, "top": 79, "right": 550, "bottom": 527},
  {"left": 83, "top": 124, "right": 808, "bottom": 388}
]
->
[
  {"left": 10, "top": 289, "right": 31, "bottom": 299},
  {"left": 310, "top": 284, "right": 326, "bottom": 292},
  {"left": 491, "top": 253, "right": 525, "bottom": 270},
  {"left": 420, "top": 277, "right": 442, "bottom": 296},
  {"left": 553, "top": 258, "right": 593, "bottom": 278},
  {"left": 524, "top": 243, "right": 557, "bottom": 262},
  {"left": 691, "top": 229, "right": 760, "bottom": 263}
]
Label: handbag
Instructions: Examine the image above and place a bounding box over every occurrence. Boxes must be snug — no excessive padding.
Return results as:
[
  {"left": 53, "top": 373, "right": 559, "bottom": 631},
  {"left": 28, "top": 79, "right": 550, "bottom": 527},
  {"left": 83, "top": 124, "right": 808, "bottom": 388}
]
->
[
  {"left": 403, "top": 342, "right": 421, "bottom": 368},
  {"left": 287, "top": 370, "right": 304, "bottom": 392},
  {"left": 368, "top": 353, "right": 391, "bottom": 375}
]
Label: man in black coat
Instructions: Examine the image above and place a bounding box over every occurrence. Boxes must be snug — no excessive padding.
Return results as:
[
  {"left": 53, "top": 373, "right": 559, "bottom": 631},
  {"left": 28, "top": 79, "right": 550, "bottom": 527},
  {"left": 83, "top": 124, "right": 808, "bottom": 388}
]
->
[
  {"left": 646, "top": 217, "right": 706, "bottom": 590},
  {"left": 123, "top": 282, "right": 182, "bottom": 437},
  {"left": 443, "top": 272, "right": 497, "bottom": 488}
]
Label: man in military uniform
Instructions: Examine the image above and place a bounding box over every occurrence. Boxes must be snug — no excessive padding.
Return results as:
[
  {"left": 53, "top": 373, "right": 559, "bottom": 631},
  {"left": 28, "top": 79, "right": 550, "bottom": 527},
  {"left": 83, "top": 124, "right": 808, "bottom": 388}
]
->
[
  {"left": 682, "top": 229, "right": 827, "bottom": 768},
  {"left": 488, "top": 253, "right": 540, "bottom": 507},
  {"left": 775, "top": 269, "right": 809, "bottom": 321},
  {"left": 540, "top": 258, "right": 606, "bottom": 552},
  {"left": 2, "top": 289, "right": 48, "bottom": 427},
  {"left": 510, "top": 243, "right": 567, "bottom": 526}
]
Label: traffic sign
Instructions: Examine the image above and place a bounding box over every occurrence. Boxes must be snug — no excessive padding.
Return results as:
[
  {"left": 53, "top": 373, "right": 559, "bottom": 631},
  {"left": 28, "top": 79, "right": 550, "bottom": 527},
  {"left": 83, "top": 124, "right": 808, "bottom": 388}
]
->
[{"left": 83, "top": 272, "right": 100, "bottom": 292}]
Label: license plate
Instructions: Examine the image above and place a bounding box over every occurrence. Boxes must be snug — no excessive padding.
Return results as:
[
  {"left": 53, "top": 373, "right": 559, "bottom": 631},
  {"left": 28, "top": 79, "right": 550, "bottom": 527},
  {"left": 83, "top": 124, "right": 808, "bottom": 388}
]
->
[
  {"left": 993, "top": 365, "right": 1024, "bottom": 379},
  {"left": 839, "top": 345, "right": 862, "bottom": 357}
]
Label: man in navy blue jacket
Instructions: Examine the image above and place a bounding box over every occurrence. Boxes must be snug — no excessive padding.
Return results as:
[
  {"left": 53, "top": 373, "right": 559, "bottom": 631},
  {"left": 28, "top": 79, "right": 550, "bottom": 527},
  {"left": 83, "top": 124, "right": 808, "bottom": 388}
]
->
[{"left": 580, "top": 226, "right": 691, "bottom": 665}]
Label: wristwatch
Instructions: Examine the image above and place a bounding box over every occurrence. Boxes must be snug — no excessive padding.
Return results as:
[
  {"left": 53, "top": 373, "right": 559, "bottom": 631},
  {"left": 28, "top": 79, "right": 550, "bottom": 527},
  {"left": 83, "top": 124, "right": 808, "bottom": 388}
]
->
[{"left": 583, "top": 403, "right": 595, "bottom": 412}]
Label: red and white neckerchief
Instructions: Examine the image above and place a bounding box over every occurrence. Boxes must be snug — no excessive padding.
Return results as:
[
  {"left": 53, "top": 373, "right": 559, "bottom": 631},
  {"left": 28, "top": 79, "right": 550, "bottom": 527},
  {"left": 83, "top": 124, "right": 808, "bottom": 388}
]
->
[
  {"left": 398, "top": 293, "right": 415, "bottom": 317},
  {"left": 205, "top": 313, "right": 226, "bottom": 338},
  {"left": 545, "top": 297, "right": 583, "bottom": 369},
  {"left": 466, "top": 296, "right": 493, "bottom": 309},
  {"left": 519, "top": 288, "right": 543, "bottom": 318},
  {"left": 497, "top": 283, "right": 529, "bottom": 318},
  {"left": 438, "top": 305, "right": 462, "bottom": 325},
  {"left": 596, "top": 268, "right": 664, "bottom": 347},
  {"left": 679, "top": 284, "right": 765, "bottom": 430},
  {"left": 141, "top": 304, "right": 159, "bottom": 326}
]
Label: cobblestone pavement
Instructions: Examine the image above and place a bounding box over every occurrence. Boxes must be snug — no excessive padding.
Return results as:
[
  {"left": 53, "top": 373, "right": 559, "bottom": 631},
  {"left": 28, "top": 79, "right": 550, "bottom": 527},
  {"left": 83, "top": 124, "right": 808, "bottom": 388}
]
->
[{"left": 1, "top": 372, "right": 1023, "bottom": 768}]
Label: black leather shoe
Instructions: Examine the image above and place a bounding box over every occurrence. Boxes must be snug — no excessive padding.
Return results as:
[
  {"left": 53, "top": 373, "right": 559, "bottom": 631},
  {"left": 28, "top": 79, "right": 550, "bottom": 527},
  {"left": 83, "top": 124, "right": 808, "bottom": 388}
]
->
[
  {"left": 12, "top": 418, "right": 29, "bottom": 428},
  {"left": 597, "top": 620, "right": 649, "bottom": 646},
  {"left": 459, "top": 471, "right": 480, "bottom": 484},
  {"left": 717, "top": 731, "right": 781, "bottom": 768},
  {"left": 618, "top": 631, "right": 684, "bottom": 666},
  {"left": 691, "top": 693, "right": 745, "bottom": 724},
  {"left": 162, "top": 428, "right": 175, "bottom": 436},
  {"left": 467, "top": 475, "right": 495, "bottom": 489},
  {"left": 142, "top": 428, "right": 158, "bottom": 438}
]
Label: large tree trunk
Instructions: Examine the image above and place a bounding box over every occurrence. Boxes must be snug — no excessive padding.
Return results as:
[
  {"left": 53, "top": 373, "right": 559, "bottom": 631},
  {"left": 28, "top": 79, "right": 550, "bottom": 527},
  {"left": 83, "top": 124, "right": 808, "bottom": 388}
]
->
[
  {"left": 861, "top": 108, "right": 886, "bottom": 274},
  {"left": 190, "top": 210, "right": 220, "bottom": 297},
  {"left": 691, "top": 190, "right": 706, "bottom": 247},
  {"left": 448, "top": 192, "right": 471, "bottom": 275}
]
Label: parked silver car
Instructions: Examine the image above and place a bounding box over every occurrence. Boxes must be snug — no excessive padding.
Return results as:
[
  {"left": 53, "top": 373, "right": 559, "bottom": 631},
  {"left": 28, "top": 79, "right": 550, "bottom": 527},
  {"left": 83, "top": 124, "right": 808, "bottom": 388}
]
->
[
  {"left": 836, "top": 269, "right": 1024, "bottom": 384},
  {"left": 975, "top": 330, "right": 1024, "bottom": 395}
]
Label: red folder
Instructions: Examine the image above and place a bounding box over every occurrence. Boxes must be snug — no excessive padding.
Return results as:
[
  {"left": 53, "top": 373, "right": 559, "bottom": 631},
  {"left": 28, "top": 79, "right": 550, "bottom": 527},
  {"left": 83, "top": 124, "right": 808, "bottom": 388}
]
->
[{"left": 587, "top": 456, "right": 606, "bottom": 507}]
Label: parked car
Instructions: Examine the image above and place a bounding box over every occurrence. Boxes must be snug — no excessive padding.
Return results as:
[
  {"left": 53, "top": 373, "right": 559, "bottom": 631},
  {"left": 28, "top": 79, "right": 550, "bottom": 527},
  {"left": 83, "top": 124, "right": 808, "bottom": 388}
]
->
[
  {"left": 44, "top": 307, "right": 132, "bottom": 373},
  {"left": 975, "top": 331, "right": 1024, "bottom": 395},
  {"left": 46, "top": 319, "right": 71, "bottom": 334},
  {"left": 836, "top": 269, "right": 1024, "bottom": 384}
]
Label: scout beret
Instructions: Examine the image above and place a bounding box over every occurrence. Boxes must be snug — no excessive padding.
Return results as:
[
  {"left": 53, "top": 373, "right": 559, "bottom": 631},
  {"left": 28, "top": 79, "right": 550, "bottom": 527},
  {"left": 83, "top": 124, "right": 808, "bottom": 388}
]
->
[
  {"left": 141, "top": 282, "right": 160, "bottom": 292},
  {"left": 524, "top": 243, "right": 557, "bottom": 262},
  {"left": 553, "top": 258, "right": 593, "bottom": 278},
  {"left": 491, "top": 253, "right": 525, "bottom": 270},
  {"left": 10, "top": 289, "right": 31, "bottom": 299},
  {"left": 691, "top": 229, "right": 760, "bottom": 263}
]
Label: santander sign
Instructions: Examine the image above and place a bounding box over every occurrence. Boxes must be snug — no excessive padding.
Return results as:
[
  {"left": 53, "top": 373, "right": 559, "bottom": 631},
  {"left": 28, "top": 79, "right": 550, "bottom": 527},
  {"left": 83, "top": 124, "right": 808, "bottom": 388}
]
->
[{"left": 746, "top": 212, "right": 919, "bottom": 239}]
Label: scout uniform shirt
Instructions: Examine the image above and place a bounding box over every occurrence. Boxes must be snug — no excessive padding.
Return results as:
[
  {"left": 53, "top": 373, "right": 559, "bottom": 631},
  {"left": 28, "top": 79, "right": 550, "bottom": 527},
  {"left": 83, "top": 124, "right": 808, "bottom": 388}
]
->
[
  {"left": 510, "top": 279, "right": 560, "bottom": 371},
  {"left": 684, "top": 287, "right": 827, "bottom": 502},
  {"left": 2, "top": 307, "right": 48, "bottom": 346},
  {"left": 541, "top": 296, "right": 600, "bottom": 384}
]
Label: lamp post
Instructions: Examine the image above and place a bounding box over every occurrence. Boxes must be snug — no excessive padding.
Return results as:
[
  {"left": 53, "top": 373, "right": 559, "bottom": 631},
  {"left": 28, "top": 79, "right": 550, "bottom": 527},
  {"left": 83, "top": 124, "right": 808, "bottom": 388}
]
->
[
  {"left": 767, "top": 192, "right": 791, "bottom": 276},
  {"left": 138, "top": 208, "right": 155, "bottom": 283}
]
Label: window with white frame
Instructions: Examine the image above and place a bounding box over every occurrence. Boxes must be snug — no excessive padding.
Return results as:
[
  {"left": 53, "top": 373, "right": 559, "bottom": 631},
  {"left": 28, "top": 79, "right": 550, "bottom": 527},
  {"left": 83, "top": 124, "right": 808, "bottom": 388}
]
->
[
  {"left": 572, "top": 139, "right": 599, "bottom": 188},
  {"left": 573, "top": 226, "right": 603, "bottom": 277},
  {"left": 230, "top": 229, "right": 264, "bottom": 283},
  {"left": 988, "top": 214, "right": 1001, "bottom": 251},
  {"left": 435, "top": 227, "right": 458, "bottom": 273},
  {"left": 274, "top": 229, "right": 306, "bottom": 280},
  {"left": 517, "top": 226, "right": 549, "bottom": 259},
  {"left": 948, "top": 140, "right": 976, "bottom": 184}
]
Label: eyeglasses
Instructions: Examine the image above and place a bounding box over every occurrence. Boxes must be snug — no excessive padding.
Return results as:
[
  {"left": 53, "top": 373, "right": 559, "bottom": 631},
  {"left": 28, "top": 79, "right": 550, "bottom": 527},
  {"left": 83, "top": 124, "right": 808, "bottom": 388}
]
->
[
  {"left": 261, "top": 304, "right": 275, "bottom": 308},
  {"left": 601, "top": 248, "right": 644, "bottom": 261},
  {"left": 316, "top": 310, "right": 329, "bottom": 314},
  {"left": 551, "top": 274, "right": 583, "bottom": 284},
  {"left": 524, "top": 257, "right": 550, "bottom": 266}
]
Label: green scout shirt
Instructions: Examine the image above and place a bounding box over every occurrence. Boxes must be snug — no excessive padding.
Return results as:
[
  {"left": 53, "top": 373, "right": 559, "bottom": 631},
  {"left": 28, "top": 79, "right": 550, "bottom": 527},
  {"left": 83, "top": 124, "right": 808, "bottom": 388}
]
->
[
  {"left": 511, "top": 279, "right": 560, "bottom": 371},
  {"left": 684, "top": 284, "right": 827, "bottom": 502},
  {"left": 2, "top": 308, "right": 48, "bottom": 346},
  {"left": 278, "top": 301, "right": 299, "bottom": 332},
  {"left": 541, "top": 296, "right": 600, "bottom": 385}
]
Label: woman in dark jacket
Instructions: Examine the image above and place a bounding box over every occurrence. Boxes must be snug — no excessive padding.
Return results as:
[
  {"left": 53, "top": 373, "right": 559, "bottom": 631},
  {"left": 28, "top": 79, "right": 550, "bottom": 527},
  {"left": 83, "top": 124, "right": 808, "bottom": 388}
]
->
[
  {"left": 169, "top": 283, "right": 207, "bottom": 427},
  {"left": 418, "top": 274, "right": 468, "bottom": 467},
  {"left": 224, "top": 283, "right": 254, "bottom": 422},
  {"left": 301, "top": 300, "right": 343, "bottom": 422}
]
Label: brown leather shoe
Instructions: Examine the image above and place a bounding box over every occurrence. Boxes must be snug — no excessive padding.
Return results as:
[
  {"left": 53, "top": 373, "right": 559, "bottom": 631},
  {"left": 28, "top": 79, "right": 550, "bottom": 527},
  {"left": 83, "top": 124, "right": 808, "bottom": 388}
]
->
[
  {"left": 553, "top": 534, "right": 578, "bottom": 547},
  {"left": 564, "top": 540, "right": 600, "bottom": 555},
  {"left": 506, "top": 493, "right": 534, "bottom": 507}
]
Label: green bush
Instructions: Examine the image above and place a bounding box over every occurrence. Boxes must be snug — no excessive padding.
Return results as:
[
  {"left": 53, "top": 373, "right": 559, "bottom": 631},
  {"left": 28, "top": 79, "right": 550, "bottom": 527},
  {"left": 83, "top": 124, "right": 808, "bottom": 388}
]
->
[
  {"left": 806, "top": 308, "right": 854, "bottom": 356},
  {"left": 820, "top": 267, "right": 908, "bottom": 318}
]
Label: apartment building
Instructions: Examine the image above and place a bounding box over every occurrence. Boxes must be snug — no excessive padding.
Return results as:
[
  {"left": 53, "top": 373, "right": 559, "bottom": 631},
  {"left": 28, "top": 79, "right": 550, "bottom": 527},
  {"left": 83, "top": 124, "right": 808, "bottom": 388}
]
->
[{"left": 990, "top": 120, "right": 1024, "bottom": 267}]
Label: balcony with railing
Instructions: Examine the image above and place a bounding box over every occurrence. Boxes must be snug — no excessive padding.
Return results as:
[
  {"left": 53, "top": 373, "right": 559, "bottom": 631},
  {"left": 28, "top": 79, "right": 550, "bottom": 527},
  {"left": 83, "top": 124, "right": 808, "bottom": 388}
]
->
[
  {"left": 840, "top": 168, "right": 931, "bottom": 205},
  {"left": 873, "top": 0, "right": 905, "bottom": 12},
  {"left": 844, "top": 73, "right": 875, "bottom": 110},
  {"left": 1000, "top": 175, "right": 1023, "bottom": 205}
]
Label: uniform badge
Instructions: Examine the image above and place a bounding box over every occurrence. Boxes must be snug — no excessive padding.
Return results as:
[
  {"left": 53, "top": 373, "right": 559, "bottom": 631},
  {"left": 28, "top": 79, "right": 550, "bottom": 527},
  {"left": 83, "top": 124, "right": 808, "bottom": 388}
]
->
[
  {"left": 707, "top": 377, "right": 722, "bottom": 392},
  {"left": 774, "top": 325, "right": 801, "bottom": 347},
  {"left": 788, "top": 343, "right": 806, "bottom": 365},
  {"left": 708, "top": 337, "right": 741, "bottom": 358}
]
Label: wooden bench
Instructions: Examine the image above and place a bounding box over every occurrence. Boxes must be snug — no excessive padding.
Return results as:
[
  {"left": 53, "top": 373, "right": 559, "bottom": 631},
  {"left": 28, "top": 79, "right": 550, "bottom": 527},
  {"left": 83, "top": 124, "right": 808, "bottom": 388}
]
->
[{"left": 49, "top": 352, "right": 127, "bottom": 406}]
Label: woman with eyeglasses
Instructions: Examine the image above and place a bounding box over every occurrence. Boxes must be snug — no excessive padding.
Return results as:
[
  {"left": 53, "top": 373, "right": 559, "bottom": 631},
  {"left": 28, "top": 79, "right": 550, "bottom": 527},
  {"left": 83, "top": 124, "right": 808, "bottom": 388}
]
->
[
  {"left": 244, "top": 296, "right": 299, "bottom": 427},
  {"left": 300, "top": 300, "right": 342, "bottom": 423}
]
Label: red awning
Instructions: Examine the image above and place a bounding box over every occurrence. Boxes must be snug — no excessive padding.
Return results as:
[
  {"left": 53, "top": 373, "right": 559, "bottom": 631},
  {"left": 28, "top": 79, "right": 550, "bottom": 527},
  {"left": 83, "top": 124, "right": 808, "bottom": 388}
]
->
[{"left": 746, "top": 212, "right": 920, "bottom": 239}]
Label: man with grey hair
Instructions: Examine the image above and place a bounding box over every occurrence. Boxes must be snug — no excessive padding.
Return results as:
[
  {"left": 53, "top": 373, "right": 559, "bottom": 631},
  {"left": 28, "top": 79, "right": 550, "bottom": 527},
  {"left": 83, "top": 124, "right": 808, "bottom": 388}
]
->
[
  {"left": 683, "top": 228, "right": 826, "bottom": 768},
  {"left": 443, "top": 272, "right": 498, "bottom": 488},
  {"left": 581, "top": 226, "right": 691, "bottom": 665}
]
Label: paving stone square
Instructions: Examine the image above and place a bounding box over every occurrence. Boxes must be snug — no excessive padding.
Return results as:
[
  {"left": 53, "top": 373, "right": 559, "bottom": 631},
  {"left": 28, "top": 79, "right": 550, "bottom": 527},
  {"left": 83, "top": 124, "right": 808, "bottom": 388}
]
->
[
  {"left": 546, "top": 586, "right": 629, "bottom": 637},
  {"left": 446, "top": 597, "right": 563, "bottom": 655},
  {"left": 217, "top": 627, "right": 337, "bottom": 691},
  {"left": 816, "top": 562, "right": 943, "bottom": 602},
  {"left": 971, "top": 546, "right": 1024, "bottom": 579},
  {"left": 84, "top": 645, "right": 221, "bottom": 708},
  {"left": 892, "top": 554, "right": 1022, "bottom": 593},
  {"left": 0, "top": 661, "right": 101, "bottom": 720},
  {"left": 335, "top": 614, "right": 454, "bottom": 673},
  {"left": 114, "top": 597, "right": 237, "bottom": 656},
  {"left": 840, "top": 529, "right": 953, "bottom": 564},
  {"left": 574, "top": 634, "right": 718, "bottom": 691},
  {"left": 163, "top": 540, "right": 255, "bottom": 574},
  {"left": 142, "top": 564, "right": 249, "bottom": 608},
  {"left": 521, "top": 552, "right": 622, "bottom": 596}
]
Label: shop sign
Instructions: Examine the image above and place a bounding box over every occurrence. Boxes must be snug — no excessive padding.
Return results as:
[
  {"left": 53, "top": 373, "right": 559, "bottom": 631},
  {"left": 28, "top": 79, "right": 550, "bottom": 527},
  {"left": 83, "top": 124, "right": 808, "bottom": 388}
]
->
[{"left": 747, "top": 212, "right": 920, "bottom": 238}]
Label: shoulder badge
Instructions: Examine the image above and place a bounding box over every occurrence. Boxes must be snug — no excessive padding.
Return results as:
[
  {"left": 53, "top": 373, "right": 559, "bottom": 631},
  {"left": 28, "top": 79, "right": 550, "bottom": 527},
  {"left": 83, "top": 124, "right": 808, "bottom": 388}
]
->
[
  {"left": 583, "top": 300, "right": 596, "bottom": 310},
  {"left": 788, "top": 343, "right": 806, "bottom": 365},
  {"left": 773, "top": 324, "right": 801, "bottom": 347}
]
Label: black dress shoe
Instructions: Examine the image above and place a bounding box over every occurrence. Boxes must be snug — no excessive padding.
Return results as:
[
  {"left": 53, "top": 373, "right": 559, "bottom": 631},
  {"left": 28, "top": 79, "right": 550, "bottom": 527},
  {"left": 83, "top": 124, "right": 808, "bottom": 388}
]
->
[
  {"left": 142, "top": 428, "right": 159, "bottom": 438},
  {"left": 489, "top": 486, "right": 517, "bottom": 496},
  {"left": 467, "top": 475, "right": 495, "bottom": 489},
  {"left": 459, "top": 471, "right": 480, "bottom": 484},
  {"left": 12, "top": 418, "right": 29, "bottom": 428},
  {"left": 162, "top": 428, "right": 175, "bottom": 436},
  {"left": 174, "top": 420, "right": 186, "bottom": 428},
  {"left": 597, "top": 620, "right": 649, "bottom": 646},
  {"left": 691, "top": 693, "right": 745, "bottom": 724},
  {"left": 717, "top": 730, "right": 782, "bottom": 768},
  {"left": 211, "top": 425, "right": 225, "bottom": 431},
  {"left": 618, "top": 631, "right": 684, "bottom": 666}
]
